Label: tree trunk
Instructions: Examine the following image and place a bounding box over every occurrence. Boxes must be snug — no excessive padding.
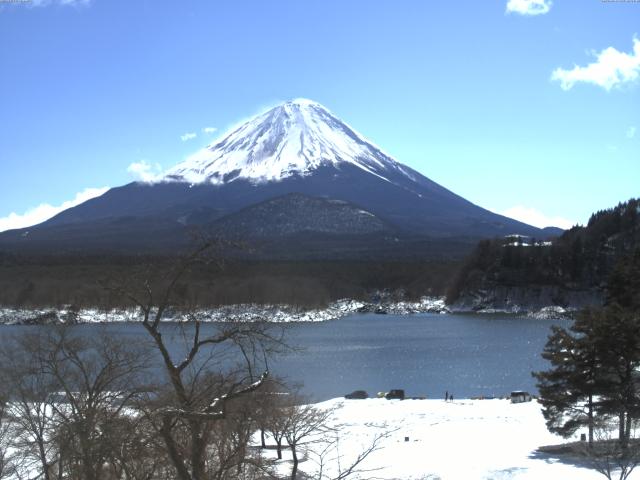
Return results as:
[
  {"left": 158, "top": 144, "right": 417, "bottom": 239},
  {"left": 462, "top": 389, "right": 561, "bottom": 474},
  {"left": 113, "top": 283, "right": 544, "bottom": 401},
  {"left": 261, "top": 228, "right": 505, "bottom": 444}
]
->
[
  {"left": 261, "top": 429, "right": 266, "bottom": 449},
  {"left": 588, "top": 394, "right": 594, "bottom": 447},
  {"left": 276, "top": 439, "right": 282, "bottom": 460},
  {"left": 56, "top": 452, "right": 64, "bottom": 480},
  {"left": 190, "top": 420, "right": 207, "bottom": 480},
  {"left": 81, "top": 431, "right": 98, "bottom": 480},
  {"left": 37, "top": 438, "right": 51, "bottom": 480},
  {"left": 290, "top": 445, "right": 298, "bottom": 480},
  {"left": 619, "top": 411, "right": 627, "bottom": 447},
  {"left": 160, "top": 418, "right": 193, "bottom": 480}
]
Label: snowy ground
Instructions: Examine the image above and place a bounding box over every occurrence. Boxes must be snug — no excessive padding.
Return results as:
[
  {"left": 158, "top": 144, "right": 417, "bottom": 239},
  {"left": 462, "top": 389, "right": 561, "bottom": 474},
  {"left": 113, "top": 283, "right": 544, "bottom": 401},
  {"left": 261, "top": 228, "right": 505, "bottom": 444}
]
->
[{"left": 271, "top": 398, "right": 626, "bottom": 480}]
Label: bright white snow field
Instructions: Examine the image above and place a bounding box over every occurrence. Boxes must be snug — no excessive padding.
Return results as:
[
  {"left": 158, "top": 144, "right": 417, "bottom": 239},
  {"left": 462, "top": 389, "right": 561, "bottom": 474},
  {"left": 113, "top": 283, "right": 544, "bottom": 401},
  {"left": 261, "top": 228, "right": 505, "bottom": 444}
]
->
[{"left": 268, "top": 398, "right": 624, "bottom": 480}]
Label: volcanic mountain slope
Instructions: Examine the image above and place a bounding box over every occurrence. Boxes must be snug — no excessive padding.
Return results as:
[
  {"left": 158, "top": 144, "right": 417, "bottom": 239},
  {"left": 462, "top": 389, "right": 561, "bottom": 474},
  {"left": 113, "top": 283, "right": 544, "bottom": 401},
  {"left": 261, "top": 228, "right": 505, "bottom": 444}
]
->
[
  {"left": 210, "top": 193, "right": 391, "bottom": 238},
  {"left": 0, "top": 99, "right": 559, "bottom": 256}
]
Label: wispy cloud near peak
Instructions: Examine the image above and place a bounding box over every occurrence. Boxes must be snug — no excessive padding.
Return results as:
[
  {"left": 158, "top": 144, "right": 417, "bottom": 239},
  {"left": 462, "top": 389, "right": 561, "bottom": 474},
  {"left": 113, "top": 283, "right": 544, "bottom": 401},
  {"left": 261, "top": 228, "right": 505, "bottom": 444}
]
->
[
  {"left": 506, "top": 0, "right": 552, "bottom": 16},
  {"left": 127, "top": 160, "right": 163, "bottom": 183},
  {"left": 180, "top": 132, "right": 197, "bottom": 142}
]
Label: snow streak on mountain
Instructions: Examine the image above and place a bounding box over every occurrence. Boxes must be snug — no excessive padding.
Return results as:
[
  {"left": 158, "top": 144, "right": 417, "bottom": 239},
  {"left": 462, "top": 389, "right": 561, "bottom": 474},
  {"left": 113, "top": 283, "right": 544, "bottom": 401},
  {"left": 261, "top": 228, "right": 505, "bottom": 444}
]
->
[{"left": 164, "top": 99, "right": 417, "bottom": 185}]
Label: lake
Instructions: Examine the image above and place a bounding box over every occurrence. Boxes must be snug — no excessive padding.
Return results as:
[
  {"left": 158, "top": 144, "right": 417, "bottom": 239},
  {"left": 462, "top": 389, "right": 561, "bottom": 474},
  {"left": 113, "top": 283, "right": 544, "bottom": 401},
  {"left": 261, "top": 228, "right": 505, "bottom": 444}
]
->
[
  {"left": 0, "top": 312, "right": 568, "bottom": 401},
  {"left": 274, "top": 312, "right": 567, "bottom": 400}
]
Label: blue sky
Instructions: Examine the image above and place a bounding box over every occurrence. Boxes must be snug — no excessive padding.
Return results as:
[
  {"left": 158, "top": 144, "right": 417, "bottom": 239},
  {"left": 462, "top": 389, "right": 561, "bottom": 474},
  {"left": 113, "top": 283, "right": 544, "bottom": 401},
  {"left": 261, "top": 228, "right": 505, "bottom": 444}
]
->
[{"left": 0, "top": 0, "right": 638, "bottom": 231}]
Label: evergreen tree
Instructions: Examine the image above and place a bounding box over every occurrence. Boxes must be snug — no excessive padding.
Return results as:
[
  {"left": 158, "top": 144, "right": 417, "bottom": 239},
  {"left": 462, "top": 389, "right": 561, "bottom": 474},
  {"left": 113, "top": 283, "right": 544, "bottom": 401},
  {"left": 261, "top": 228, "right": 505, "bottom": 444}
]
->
[
  {"left": 590, "top": 306, "right": 640, "bottom": 446},
  {"left": 535, "top": 305, "right": 640, "bottom": 447},
  {"left": 534, "top": 310, "right": 601, "bottom": 445},
  {"left": 607, "top": 248, "right": 640, "bottom": 312}
]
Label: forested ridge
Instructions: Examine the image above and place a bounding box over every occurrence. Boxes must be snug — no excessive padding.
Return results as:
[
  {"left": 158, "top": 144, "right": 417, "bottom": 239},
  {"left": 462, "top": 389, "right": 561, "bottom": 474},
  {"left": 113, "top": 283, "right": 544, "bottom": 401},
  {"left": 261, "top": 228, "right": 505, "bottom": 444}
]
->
[
  {"left": 0, "top": 255, "right": 460, "bottom": 310},
  {"left": 447, "top": 198, "right": 640, "bottom": 309},
  {"left": 2, "top": 199, "right": 638, "bottom": 312}
]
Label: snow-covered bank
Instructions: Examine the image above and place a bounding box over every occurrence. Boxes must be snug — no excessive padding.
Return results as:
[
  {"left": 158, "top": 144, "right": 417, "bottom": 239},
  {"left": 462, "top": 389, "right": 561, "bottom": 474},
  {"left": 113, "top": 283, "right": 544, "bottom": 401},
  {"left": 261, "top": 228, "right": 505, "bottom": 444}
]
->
[
  {"left": 0, "top": 297, "right": 449, "bottom": 325},
  {"left": 0, "top": 296, "right": 578, "bottom": 325},
  {"left": 449, "top": 285, "right": 600, "bottom": 319},
  {"left": 275, "top": 398, "right": 613, "bottom": 479},
  {"left": 448, "top": 304, "right": 575, "bottom": 320}
]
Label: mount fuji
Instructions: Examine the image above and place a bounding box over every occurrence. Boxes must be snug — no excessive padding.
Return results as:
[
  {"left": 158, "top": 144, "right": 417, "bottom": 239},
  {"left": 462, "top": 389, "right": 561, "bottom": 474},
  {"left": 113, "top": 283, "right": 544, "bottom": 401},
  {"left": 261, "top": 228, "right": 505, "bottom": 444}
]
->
[
  {"left": 164, "top": 98, "right": 420, "bottom": 186},
  {"left": 0, "top": 99, "right": 559, "bottom": 258}
]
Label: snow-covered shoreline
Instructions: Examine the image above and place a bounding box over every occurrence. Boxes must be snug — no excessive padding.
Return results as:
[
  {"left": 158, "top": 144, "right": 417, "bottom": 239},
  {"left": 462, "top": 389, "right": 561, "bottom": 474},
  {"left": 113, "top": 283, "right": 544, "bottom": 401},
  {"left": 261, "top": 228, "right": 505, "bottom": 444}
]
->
[
  {"left": 0, "top": 297, "right": 576, "bottom": 326},
  {"left": 0, "top": 297, "right": 451, "bottom": 325},
  {"left": 279, "top": 397, "right": 608, "bottom": 479},
  {"left": 448, "top": 304, "right": 576, "bottom": 320}
]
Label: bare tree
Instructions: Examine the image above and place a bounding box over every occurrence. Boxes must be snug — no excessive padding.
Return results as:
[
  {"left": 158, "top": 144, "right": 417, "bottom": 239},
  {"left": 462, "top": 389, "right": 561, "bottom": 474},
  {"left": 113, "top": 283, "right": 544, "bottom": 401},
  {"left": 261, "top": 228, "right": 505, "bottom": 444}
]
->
[
  {"left": 104, "top": 240, "right": 286, "bottom": 480},
  {"left": 204, "top": 392, "right": 278, "bottom": 480},
  {"left": 263, "top": 396, "right": 290, "bottom": 461},
  {"left": 40, "top": 328, "right": 151, "bottom": 480},
  {"left": 311, "top": 427, "right": 391, "bottom": 480},
  {"left": 103, "top": 413, "right": 168, "bottom": 480},
  {"left": 281, "top": 398, "right": 332, "bottom": 480},
  {"left": 273, "top": 400, "right": 395, "bottom": 480},
  {"left": 0, "top": 326, "right": 152, "bottom": 480},
  {"left": 252, "top": 377, "right": 288, "bottom": 451},
  {"left": 0, "top": 331, "right": 62, "bottom": 480},
  {"left": 0, "top": 399, "right": 17, "bottom": 479},
  {"left": 577, "top": 422, "right": 640, "bottom": 480}
]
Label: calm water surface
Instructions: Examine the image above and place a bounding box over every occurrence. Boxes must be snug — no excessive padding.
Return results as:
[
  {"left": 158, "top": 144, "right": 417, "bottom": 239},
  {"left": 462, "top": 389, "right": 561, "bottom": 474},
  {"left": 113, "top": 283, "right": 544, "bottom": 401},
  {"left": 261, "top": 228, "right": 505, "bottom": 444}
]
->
[
  {"left": 275, "top": 313, "right": 569, "bottom": 400},
  {"left": 0, "top": 313, "right": 568, "bottom": 401}
]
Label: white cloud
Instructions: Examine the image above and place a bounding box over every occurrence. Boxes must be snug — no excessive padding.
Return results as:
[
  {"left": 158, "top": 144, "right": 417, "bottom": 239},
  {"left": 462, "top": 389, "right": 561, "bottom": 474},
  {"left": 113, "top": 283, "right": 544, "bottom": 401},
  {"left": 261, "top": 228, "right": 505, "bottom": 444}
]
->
[
  {"left": 127, "top": 160, "right": 163, "bottom": 183},
  {"left": 627, "top": 126, "right": 637, "bottom": 139},
  {"left": 498, "top": 205, "right": 575, "bottom": 230},
  {"left": 0, "top": 187, "right": 108, "bottom": 233},
  {"left": 29, "top": 0, "right": 91, "bottom": 7},
  {"left": 506, "top": 0, "right": 552, "bottom": 16},
  {"left": 202, "top": 127, "right": 218, "bottom": 135},
  {"left": 551, "top": 37, "right": 640, "bottom": 91},
  {"left": 181, "top": 132, "right": 197, "bottom": 142}
]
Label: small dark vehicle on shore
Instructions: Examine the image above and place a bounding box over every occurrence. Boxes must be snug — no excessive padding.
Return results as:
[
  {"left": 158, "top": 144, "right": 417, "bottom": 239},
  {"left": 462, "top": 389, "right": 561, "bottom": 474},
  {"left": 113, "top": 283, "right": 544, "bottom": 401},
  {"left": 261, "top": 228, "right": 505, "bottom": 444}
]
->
[
  {"left": 385, "top": 389, "right": 405, "bottom": 400},
  {"left": 510, "top": 391, "right": 532, "bottom": 403},
  {"left": 345, "top": 390, "right": 369, "bottom": 399}
]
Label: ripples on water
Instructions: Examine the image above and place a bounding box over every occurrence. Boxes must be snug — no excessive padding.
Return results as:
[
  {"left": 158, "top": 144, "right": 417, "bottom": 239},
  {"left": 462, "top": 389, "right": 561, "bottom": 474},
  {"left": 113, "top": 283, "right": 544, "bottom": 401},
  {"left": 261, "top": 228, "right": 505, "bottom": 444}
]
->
[{"left": 0, "top": 312, "right": 569, "bottom": 401}]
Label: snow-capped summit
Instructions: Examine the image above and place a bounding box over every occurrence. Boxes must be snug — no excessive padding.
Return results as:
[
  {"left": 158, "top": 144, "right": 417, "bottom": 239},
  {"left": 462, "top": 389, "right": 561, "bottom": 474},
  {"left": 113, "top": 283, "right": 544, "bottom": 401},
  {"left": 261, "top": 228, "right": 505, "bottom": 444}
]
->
[
  {"left": 0, "top": 98, "right": 554, "bottom": 255},
  {"left": 164, "top": 99, "right": 415, "bottom": 185}
]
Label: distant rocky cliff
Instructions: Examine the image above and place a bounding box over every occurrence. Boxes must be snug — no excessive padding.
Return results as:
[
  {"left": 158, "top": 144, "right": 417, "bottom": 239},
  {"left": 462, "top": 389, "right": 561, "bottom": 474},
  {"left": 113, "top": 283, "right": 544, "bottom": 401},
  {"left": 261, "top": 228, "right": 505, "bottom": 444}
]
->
[
  {"left": 447, "top": 199, "right": 640, "bottom": 313},
  {"left": 450, "top": 284, "right": 602, "bottom": 314}
]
